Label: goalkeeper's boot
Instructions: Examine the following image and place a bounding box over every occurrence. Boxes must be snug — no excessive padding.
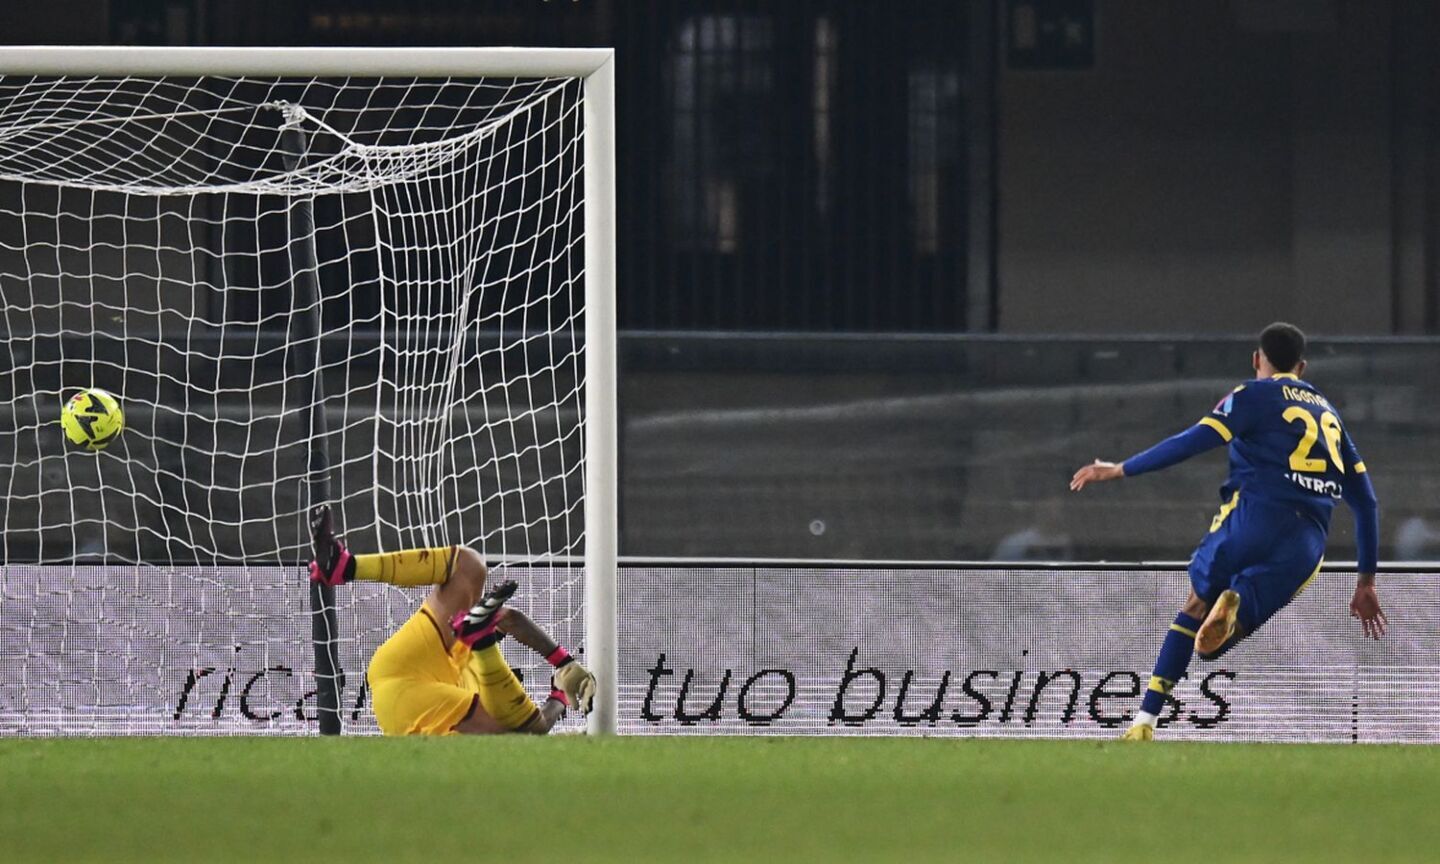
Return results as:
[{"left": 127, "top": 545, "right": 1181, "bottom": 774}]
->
[
  {"left": 1196, "top": 590, "right": 1241, "bottom": 657},
  {"left": 307, "top": 504, "right": 355, "bottom": 587},
  {"left": 1120, "top": 724, "right": 1155, "bottom": 742},
  {"left": 451, "top": 579, "right": 519, "bottom": 648}
]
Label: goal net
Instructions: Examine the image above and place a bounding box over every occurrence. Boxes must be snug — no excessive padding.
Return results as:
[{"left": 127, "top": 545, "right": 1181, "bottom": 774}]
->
[{"left": 0, "top": 48, "right": 617, "bottom": 735}]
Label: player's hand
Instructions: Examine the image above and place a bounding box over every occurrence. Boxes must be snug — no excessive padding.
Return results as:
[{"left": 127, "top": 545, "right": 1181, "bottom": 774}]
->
[
  {"left": 1349, "top": 576, "right": 1387, "bottom": 640},
  {"left": 1070, "top": 459, "right": 1124, "bottom": 492},
  {"left": 554, "top": 661, "right": 596, "bottom": 716}
]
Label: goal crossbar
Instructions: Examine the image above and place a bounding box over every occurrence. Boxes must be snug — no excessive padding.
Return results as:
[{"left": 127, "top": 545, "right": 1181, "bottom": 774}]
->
[{"left": 0, "top": 46, "right": 614, "bottom": 79}]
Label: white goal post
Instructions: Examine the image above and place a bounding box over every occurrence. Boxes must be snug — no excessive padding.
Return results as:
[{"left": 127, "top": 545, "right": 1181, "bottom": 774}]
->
[{"left": 0, "top": 46, "right": 618, "bottom": 736}]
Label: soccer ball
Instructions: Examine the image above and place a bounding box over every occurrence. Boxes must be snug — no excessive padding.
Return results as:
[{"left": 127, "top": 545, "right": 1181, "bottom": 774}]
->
[{"left": 61, "top": 387, "right": 125, "bottom": 452}]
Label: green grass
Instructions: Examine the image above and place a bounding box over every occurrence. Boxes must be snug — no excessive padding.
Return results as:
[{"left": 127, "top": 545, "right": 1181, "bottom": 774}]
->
[{"left": 1, "top": 737, "right": 1436, "bottom": 863}]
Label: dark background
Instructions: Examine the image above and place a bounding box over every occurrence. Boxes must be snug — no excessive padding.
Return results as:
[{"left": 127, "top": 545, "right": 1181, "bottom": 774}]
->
[
  {"left": 2, "top": 0, "right": 1439, "bottom": 563},
  {"left": 18, "top": 0, "right": 1436, "bottom": 336}
]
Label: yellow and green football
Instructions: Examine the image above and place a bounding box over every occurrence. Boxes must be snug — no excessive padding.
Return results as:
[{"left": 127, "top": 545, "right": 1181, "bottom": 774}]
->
[{"left": 61, "top": 387, "right": 125, "bottom": 452}]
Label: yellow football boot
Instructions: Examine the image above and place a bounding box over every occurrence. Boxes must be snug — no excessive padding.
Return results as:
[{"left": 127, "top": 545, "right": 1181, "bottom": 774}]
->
[
  {"left": 1120, "top": 724, "right": 1154, "bottom": 742},
  {"left": 1196, "top": 590, "right": 1241, "bottom": 656}
]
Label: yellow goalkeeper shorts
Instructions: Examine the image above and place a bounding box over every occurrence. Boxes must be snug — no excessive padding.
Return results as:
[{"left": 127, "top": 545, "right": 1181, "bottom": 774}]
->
[{"left": 367, "top": 605, "right": 538, "bottom": 735}]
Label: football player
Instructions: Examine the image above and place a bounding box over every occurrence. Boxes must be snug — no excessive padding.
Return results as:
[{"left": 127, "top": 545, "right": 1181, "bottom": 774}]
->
[
  {"left": 1070, "top": 322, "right": 1385, "bottom": 740},
  {"left": 307, "top": 505, "right": 595, "bottom": 735}
]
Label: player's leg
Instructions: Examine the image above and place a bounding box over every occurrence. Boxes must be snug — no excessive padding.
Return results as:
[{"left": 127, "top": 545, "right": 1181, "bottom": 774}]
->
[
  {"left": 1124, "top": 510, "right": 1235, "bottom": 740},
  {"left": 1196, "top": 503, "right": 1325, "bottom": 660},
  {"left": 1123, "top": 589, "right": 1208, "bottom": 741},
  {"left": 306, "top": 504, "right": 489, "bottom": 623},
  {"left": 1195, "top": 589, "right": 1243, "bottom": 658},
  {"left": 450, "top": 581, "right": 545, "bottom": 732},
  {"left": 517, "top": 693, "right": 569, "bottom": 734},
  {"left": 451, "top": 697, "right": 510, "bottom": 735},
  {"left": 424, "top": 545, "right": 488, "bottom": 625},
  {"left": 1199, "top": 556, "right": 1325, "bottom": 662},
  {"left": 451, "top": 585, "right": 596, "bottom": 728},
  {"left": 463, "top": 641, "right": 558, "bottom": 733}
]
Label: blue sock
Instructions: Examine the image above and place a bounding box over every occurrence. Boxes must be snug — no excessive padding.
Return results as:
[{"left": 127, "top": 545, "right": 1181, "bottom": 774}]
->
[{"left": 1139, "top": 613, "right": 1201, "bottom": 718}]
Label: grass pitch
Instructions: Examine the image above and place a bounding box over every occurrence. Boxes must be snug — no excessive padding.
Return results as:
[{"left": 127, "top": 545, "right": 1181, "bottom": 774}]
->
[{"left": 1, "top": 737, "right": 1436, "bottom": 863}]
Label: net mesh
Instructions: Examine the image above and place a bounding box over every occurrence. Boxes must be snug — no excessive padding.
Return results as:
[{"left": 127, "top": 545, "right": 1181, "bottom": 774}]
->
[{"left": 0, "top": 72, "right": 589, "bottom": 733}]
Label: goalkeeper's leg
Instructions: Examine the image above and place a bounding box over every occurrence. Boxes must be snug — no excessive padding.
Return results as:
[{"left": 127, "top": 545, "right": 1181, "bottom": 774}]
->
[
  {"left": 450, "top": 581, "right": 569, "bottom": 734},
  {"left": 307, "top": 504, "right": 490, "bottom": 621},
  {"left": 519, "top": 693, "right": 569, "bottom": 734},
  {"left": 451, "top": 682, "right": 565, "bottom": 735},
  {"left": 451, "top": 585, "right": 597, "bottom": 725},
  {"left": 460, "top": 636, "right": 575, "bottom": 734}
]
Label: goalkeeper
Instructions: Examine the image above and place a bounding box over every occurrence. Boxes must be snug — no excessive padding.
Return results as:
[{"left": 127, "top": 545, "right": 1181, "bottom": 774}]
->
[{"left": 307, "top": 505, "right": 596, "bottom": 735}]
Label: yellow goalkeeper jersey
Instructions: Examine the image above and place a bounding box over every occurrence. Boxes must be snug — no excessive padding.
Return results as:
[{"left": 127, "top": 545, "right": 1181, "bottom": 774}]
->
[{"left": 368, "top": 605, "right": 538, "bottom": 735}]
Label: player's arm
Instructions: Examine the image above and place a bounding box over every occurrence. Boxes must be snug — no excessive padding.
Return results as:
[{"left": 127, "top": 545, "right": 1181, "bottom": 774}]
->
[
  {"left": 1070, "top": 386, "right": 1251, "bottom": 491},
  {"left": 1341, "top": 436, "right": 1385, "bottom": 639},
  {"left": 496, "top": 607, "right": 560, "bottom": 656},
  {"left": 496, "top": 609, "right": 597, "bottom": 715},
  {"left": 1070, "top": 425, "right": 1227, "bottom": 490}
]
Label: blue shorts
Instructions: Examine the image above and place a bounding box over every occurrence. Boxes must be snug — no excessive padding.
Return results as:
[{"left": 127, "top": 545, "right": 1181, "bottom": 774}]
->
[{"left": 1188, "top": 492, "right": 1326, "bottom": 635}]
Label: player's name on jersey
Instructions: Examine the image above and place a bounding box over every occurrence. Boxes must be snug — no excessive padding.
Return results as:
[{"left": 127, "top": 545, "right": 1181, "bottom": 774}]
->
[
  {"left": 1287, "top": 472, "right": 1344, "bottom": 498},
  {"left": 1281, "top": 384, "right": 1333, "bottom": 410}
]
